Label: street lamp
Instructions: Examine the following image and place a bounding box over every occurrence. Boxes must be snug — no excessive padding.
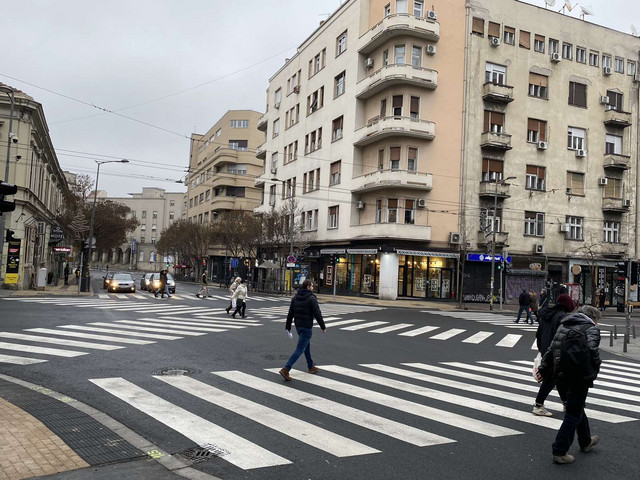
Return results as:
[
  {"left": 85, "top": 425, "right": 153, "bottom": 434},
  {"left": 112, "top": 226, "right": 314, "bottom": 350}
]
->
[
  {"left": 0, "top": 85, "right": 15, "bottom": 281},
  {"left": 81, "top": 159, "right": 129, "bottom": 292},
  {"left": 489, "top": 175, "right": 516, "bottom": 311}
]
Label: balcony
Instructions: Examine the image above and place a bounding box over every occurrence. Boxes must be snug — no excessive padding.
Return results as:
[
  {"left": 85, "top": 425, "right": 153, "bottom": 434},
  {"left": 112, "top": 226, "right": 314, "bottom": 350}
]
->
[
  {"left": 359, "top": 14, "right": 439, "bottom": 55},
  {"left": 211, "top": 196, "right": 256, "bottom": 212},
  {"left": 210, "top": 173, "right": 254, "bottom": 190},
  {"left": 356, "top": 64, "right": 437, "bottom": 99},
  {"left": 354, "top": 116, "right": 435, "bottom": 146},
  {"left": 257, "top": 114, "right": 268, "bottom": 132},
  {"left": 480, "top": 131, "right": 512, "bottom": 150},
  {"left": 604, "top": 109, "right": 632, "bottom": 128},
  {"left": 350, "top": 222, "right": 432, "bottom": 241},
  {"left": 256, "top": 144, "right": 267, "bottom": 159},
  {"left": 478, "top": 181, "right": 511, "bottom": 198},
  {"left": 209, "top": 148, "right": 239, "bottom": 168},
  {"left": 352, "top": 169, "right": 433, "bottom": 193},
  {"left": 477, "top": 231, "right": 509, "bottom": 246},
  {"left": 602, "top": 197, "right": 630, "bottom": 213},
  {"left": 603, "top": 153, "right": 631, "bottom": 170},
  {"left": 482, "top": 82, "right": 514, "bottom": 104}
]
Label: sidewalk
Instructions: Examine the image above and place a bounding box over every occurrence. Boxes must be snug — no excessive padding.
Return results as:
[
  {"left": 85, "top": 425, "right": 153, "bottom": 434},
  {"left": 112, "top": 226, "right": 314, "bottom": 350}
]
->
[{"left": 0, "top": 280, "right": 93, "bottom": 298}]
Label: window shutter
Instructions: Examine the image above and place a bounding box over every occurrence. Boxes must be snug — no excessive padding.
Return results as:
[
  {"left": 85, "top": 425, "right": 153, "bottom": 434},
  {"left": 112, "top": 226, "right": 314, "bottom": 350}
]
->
[
  {"left": 539, "top": 121, "right": 547, "bottom": 141},
  {"left": 483, "top": 111, "right": 490, "bottom": 132},
  {"left": 534, "top": 34, "right": 544, "bottom": 44},
  {"left": 405, "top": 199, "right": 414, "bottom": 209},
  {"left": 527, "top": 118, "right": 538, "bottom": 131},
  {"left": 529, "top": 72, "right": 548, "bottom": 87},
  {"left": 526, "top": 165, "right": 538, "bottom": 175},
  {"left": 390, "top": 147, "right": 401, "bottom": 161},
  {"left": 330, "top": 161, "right": 340, "bottom": 175},
  {"left": 504, "top": 26, "right": 515, "bottom": 36},
  {"left": 488, "top": 22, "right": 500, "bottom": 38},
  {"left": 472, "top": 17, "right": 484, "bottom": 35},
  {"left": 410, "top": 96, "right": 420, "bottom": 113},
  {"left": 393, "top": 95, "right": 403, "bottom": 108},
  {"left": 519, "top": 30, "right": 530, "bottom": 49},
  {"left": 388, "top": 198, "right": 398, "bottom": 208},
  {"left": 408, "top": 147, "right": 417, "bottom": 160},
  {"left": 492, "top": 112, "right": 504, "bottom": 126},
  {"left": 576, "top": 83, "right": 587, "bottom": 107}
]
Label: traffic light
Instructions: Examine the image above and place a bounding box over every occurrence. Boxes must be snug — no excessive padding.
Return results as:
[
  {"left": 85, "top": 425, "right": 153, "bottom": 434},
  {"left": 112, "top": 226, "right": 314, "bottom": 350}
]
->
[
  {"left": 615, "top": 261, "right": 628, "bottom": 279},
  {"left": 5, "top": 229, "right": 16, "bottom": 242},
  {"left": 0, "top": 181, "right": 18, "bottom": 213}
]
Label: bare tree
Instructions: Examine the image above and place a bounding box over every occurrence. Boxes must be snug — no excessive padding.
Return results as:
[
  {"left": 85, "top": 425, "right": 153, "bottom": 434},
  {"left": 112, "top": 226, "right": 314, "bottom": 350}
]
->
[
  {"left": 156, "top": 220, "right": 215, "bottom": 276},
  {"left": 571, "top": 232, "right": 618, "bottom": 305}
]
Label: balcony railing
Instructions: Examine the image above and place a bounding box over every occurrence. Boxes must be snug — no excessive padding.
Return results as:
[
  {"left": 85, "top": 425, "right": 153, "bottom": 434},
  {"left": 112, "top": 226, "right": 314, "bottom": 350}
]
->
[
  {"left": 482, "top": 82, "right": 514, "bottom": 103},
  {"left": 350, "top": 222, "right": 432, "bottom": 241},
  {"left": 478, "top": 181, "right": 511, "bottom": 197},
  {"left": 477, "top": 230, "right": 509, "bottom": 246},
  {"left": 603, "top": 153, "right": 631, "bottom": 170},
  {"left": 257, "top": 114, "right": 268, "bottom": 132},
  {"left": 351, "top": 169, "right": 433, "bottom": 192},
  {"left": 256, "top": 144, "right": 267, "bottom": 159},
  {"left": 602, "top": 197, "right": 629, "bottom": 212},
  {"left": 354, "top": 116, "right": 435, "bottom": 146},
  {"left": 357, "top": 64, "right": 437, "bottom": 99},
  {"left": 604, "top": 109, "right": 632, "bottom": 128},
  {"left": 359, "top": 14, "right": 439, "bottom": 55},
  {"left": 480, "top": 131, "right": 512, "bottom": 150}
]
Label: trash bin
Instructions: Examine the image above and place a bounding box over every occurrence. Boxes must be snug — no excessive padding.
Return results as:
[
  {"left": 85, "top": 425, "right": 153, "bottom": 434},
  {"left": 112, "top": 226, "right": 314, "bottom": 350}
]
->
[{"left": 37, "top": 267, "right": 47, "bottom": 290}]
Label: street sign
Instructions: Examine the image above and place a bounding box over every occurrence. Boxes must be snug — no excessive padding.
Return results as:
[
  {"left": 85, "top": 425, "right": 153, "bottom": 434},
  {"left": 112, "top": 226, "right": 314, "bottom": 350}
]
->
[
  {"left": 131, "top": 238, "right": 137, "bottom": 254},
  {"left": 467, "top": 253, "right": 512, "bottom": 263},
  {"left": 287, "top": 255, "right": 297, "bottom": 264},
  {"left": 53, "top": 246, "right": 71, "bottom": 253},
  {"left": 49, "top": 226, "right": 64, "bottom": 243},
  {"left": 230, "top": 258, "right": 239, "bottom": 268}
]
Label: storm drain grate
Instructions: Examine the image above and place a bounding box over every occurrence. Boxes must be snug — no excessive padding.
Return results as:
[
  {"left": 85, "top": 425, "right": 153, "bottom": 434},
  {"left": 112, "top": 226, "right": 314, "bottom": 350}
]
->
[
  {"left": 153, "top": 366, "right": 199, "bottom": 376},
  {"left": 178, "top": 444, "right": 230, "bottom": 464}
]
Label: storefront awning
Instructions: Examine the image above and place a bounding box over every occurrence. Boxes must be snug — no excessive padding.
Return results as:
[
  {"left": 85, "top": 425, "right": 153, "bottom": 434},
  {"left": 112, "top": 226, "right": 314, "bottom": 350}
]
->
[
  {"left": 320, "top": 248, "right": 346, "bottom": 254},
  {"left": 346, "top": 248, "right": 379, "bottom": 254},
  {"left": 396, "top": 249, "right": 459, "bottom": 259},
  {"left": 257, "top": 260, "right": 279, "bottom": 269}
]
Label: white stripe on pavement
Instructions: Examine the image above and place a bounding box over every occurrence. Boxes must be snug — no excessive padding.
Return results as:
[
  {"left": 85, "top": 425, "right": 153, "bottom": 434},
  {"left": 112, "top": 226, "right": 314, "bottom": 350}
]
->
[
  {"left": 114, "top": 320, "right": 227, "bottom": 333},
  {"left": 462, "top": 332, "right": 494, "bottom": 344},
  {"left": 138, "top": 318, "right": 257, "bottom": 329},
  {"left": 369, "top": 323, "right": 414, "bottom": 334},
  {"left": 58, "top": 325, "right": 182, "bottom": 340},
  {"left": 90, "top": 377, "right": 290, "bottom": 470},
  {"left": 26, "top": 328, "right": 156, "bottom": 345},
  {"left": 88, "top": 322, "right": 206, "bottom": 337},
  {"left": 341, "top": 321, "right": 388, "bottom": 331},
  {"left": 490, "top": 361, "right": 640, "bottom": 386},
  {"left": 325, "top": 319, "right": 367, "bottom": 328},
  {"left": 430, "top": 329, "right": 465, "bottom": 340},
  {"left": 0, "top": 341, "right": 87, "bottom": 357},
  {"left": 0, "top": 353, "right": 47, "bottom": 365},
  {"left": 398, "top": 326, "right": 439, "bottom": 337},
  {"left": 0, "top": 332, "right": 124, "bottom": 351},
  {"left": 495, "top": 334, "right": 522, "bottom": 348}
]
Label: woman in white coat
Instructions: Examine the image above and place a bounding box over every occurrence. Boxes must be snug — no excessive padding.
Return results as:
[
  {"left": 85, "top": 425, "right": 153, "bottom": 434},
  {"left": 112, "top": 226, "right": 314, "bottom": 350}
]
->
[{"left": 230, "top": 279, "right": 248, "bottom": 318}]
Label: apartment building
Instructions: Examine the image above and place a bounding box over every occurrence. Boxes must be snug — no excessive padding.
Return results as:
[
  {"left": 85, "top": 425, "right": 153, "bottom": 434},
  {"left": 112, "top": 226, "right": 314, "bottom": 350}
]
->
[
  {"left": 0, "top": 84, "right": 70, "bottom": 290},
  {"left": 255, "top": 0, "right": 467, "bottom": 300},
  {"left": 462, "top": 0, "right": 640, "bottom": 305}
]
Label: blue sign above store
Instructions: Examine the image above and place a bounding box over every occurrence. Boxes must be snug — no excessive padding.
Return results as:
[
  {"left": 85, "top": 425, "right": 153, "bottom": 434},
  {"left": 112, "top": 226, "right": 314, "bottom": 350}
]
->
[{"left": 467, "top": 253, "right": 512, "bottom": 263}]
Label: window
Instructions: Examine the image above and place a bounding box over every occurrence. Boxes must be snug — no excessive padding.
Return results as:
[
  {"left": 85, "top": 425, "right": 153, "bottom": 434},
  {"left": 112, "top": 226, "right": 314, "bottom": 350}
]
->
[
  {"left": 472, "top": 17, "right": 484, "bottom": 36},
  {"left": 407, "top": 147, "right": 418, "bottom": 171},
  {"left": 404, "top": 199, "right": 415, "bottom": 224},
  {"left": 392, "top": 95, "right": 403, "bottom": 116},
  {"left": 576, "top": 47, "right": 586, "bottom": 63},
  {"left": 411, "top": 46, "right": 422, "bottom": 67},
  {"left": 410, "top": 96, "right": 420, "bottom": 119},
  {"left": 139, "top": 250, "right": 144, "bottom": 261},
  {"left": 141, "top": 211, "right": 147, "bottom": 218},
  {"left": 227, "top": 164, "right": 247, "bottom": 175},
  {"left": 330, "top": 161, "right": 341, "bottom": 185},
  {"left": 332, "top": 116, "right": 344, "bottom": 141},
  {"left": 519, "top": 30, "right": 530, "bottom": 49},
  {"left": 503, "top": 26, "right": 515, "bottom": 45},
  {"left": 378, "top": 149, "right": 385, "bottom": 171},
  {"left": 615, "top": 57, "right": 624, "bottom": 73},
  {"left": 605, "top": 134, "right": 623, "bottom": 155},
  {"left": 567, "top": 127, "right": 586, "bottom": 150},
  {"left": 328, "top": 206, "right": 339, "bottom": 229},
  {"left": 305, "top": 128, "right": 322, "bottom": 153},
  {"left": 390, "top": 146, "right": 401, "bottom": 170},
  {"left": 287, "top": 70, "right": 301, "bottom": 94},
  {"left": 566, "top": 171, "right": 585, "bottom": 196},
  {"left": 336, "top": 31, "right": 347, "bottom": 56},
  {"left": 141, "top": 224, "right": 146, "bottom": 231},
  {"left": 284, "top": 141, "right": 298, "bottom": 164},
  {"left": 396, "top": 0, "right": 408, "bottom": 14},
  {"left": 169, "top": 211, "right": 174, "bottom": 220},
  {"left": 303, "top": 209, "right": 318, "bottom": 231},
  {"left": 151, "top": 237, "right": 156, "bottom": 244},
  {"left": 169, "top": 200, "right": 175, "bottom": 206},
  {"left": 375, "top": 200, "right": 383, "bottom": 223},
  {"left": 413, "top": 0, "right": 424, "bottom": 17},
  {"left": 387, "top": 199, "right": 398, "bottom": 223},
  {"left": 394, "top": 44, "right": 405, "bottom": 64},
  {"left": 525, "top": 211, "right": 545, "bottom": 236},
  {"left": 272, "top": 118, "right": 280, "bottom": 138},
  {"left": 274, "top": 88, "right": 282, "bottom": 106},
  {"left": 226, "top": 187, "right": 245, "bottom": 198},
  {"left": 204, "top": 212, "right": 209, "bottom": 223},
  {"left": 526, "top": 165, "right": 545, "bottom": 191},
  {"left": 303, "top": 168, "right": 320, "bottom": 193},
  {"left": 483, "top": 110, "right": 505, "bottom": 133},
  {"left": 534, "top": 34, "right": 545, "bottom": 53},
  {"left": 309, "top": 49, "right": 326, "bottom": 77},
  {"left": 383, "top": 49, "right": 389, "bottom": 66},
  {"left": 271, "top": 152, "right": 278, "bottom": 173},
  {"left": 199, "top": 193, "right": 204, "bottom": 203},
  {"left": 488, "top": 22, "right": 500, "bottom": 39},
  {"left": 568, "top": 82, "right": 587, "bottom": 108},
  {"left": 482, "top": 158, "right": 503, "bottom": 182},
  {"left": 527, "top": 118, "right": 547, "bottom": 142},
  {"left": 269, "top": 185, "right": 276, "bottom": 205},
  {"left": 486, "top": 63, "right": 507, "bottom": 85},
  {"left": 384, "top": 3, "right": 391, "bottom": 16},
  {"left": 283, "top": 178, "right": 296, "bottom": 199},
  {"left": 230, "top": 120, "right": 249, "bottom": 128},
  {"left": 205, "top": 189, "right": 211, "bottom": 201},
  {"left": 604, "top": 221, "right": 620, "bottom": 243},
  {"left": 229, "top": 140, "right": 248, "bottom": 151},
  {"left": 189, "top": 198, "right": 193, "bottom": 208},
  {"left": 562, "top": 42, "right": 573, "bottom": 60},
  {"left": 627, "top": 61, "right": 636, "bottom": 76},
  {"left": 380, "top": 98, "right": 387, "bottom": 117},
  {"left": 604, "top": 178, "right": 623, "bottom": 198},
  {"left": 528, "top": 72, "right": 548, "bottom": 98},
  {"left": 563, "top": 216, "right": 583, "bottom": 240},
  {"left": 602, "top": 54, "right": 612, "bottom": 69},
  {"left": 307, "top": 87, "right": 324, "bottom": 114},
  {"left": 589, "top": 50, "right": 599, "bottom": 67},
  {"left": 606, "top": 90, "right": 623, "bottom": 112},
  {"left": 549, "top": 38, "right": 559, "bottom": 54},
  {"left": 286, "top": 104, "right": 299, "bottom": 127},
  {"left": 481, "top": 208, "right": 501, "bottom": 233},
  {"left": 216, "top": 128, "right": 221, "bottom": 137},
  {"left": 335, "top": 71, "right": 346, "bottom": 97}
]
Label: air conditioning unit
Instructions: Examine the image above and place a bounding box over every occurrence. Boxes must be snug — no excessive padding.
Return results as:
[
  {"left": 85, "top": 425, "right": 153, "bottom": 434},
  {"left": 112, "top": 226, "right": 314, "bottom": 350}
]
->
[
  {"left": 490, "top": 37, "right": 501, "bottom": 47},
  {"left": 449, "top": 232, "right": 462, "bottom": 244},
  {"left": 274, "top": 102, "right": 280, "bottom": 109},
  {"left": 417, "top": 198, "right": 427, "bottom": 208},
  {"left": 634, "top": 72, "right": 640, "bottom": 83},
  {"left": 293, "top": 85, "right": 300, "bottom": 94},
  {"left": 598, "top": 177, "right": 608, "bottom": 186},
  {"left": 427, "top": 10, "right": 438, "bottom": 20},
  {"left": 575, "top": 149, "right": 587, "bottom": 158},
  {"left": 551, "top": 52, "right": 561, "bottom": 63},
  {"left": 356, "top": 201, "right": 364, "bottom": 209},
  {"left": 537, "top": 141, "right": 548, "bottom": 150},
  {"left": 566, "top": 188, "right": 572, "bottom": 195},
  {"left": 624, "top": 199, "right": 631, "bottom": 207},
  {"left": 559, "top": 223, "right": 570, "bottom": 232},
  {"left": 365, "top": 58, "right": 374, "bottom": 68},
  {"left": 270, "top": 166, "right": 277, "bottom": 175},
  {"left": 603, "top": 66, "right": 612, "bottom": 75},
  {"left": 600, "top": 95, "right": 610, "bottom": 105},
  {"left": 535, "top": 244, "right": 545, "bottom": 254},
  {"left": 426, "top": 45, "right": 437, "bottom": 55}
]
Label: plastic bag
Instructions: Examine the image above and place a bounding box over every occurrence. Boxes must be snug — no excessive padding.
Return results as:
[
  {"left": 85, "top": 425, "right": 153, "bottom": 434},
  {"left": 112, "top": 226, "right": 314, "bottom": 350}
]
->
[
  {"left": 232, "top": 299, "right": 237, "bottom": 308},
  {"left": 532, "top": 353, "right": 541, "bottom": 382}
]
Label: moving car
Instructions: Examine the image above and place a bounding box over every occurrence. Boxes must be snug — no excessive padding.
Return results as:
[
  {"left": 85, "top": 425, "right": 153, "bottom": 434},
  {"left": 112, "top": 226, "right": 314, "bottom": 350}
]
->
[
  {"left": 140, "top": 272, "right": 154, "bottom": 290},
  {"left": 102, "top": 272, "right": 115, "bottom": 289},
  {"left": 149, "top": 273, "right": 176, "bottom": 294},
  {"left": 107, "top": 273, "right": 136, "bottom": 293}
]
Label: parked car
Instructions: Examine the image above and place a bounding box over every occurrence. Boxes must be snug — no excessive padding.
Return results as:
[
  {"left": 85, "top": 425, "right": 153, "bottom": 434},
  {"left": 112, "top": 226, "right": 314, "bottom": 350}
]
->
[
  {"left": 102, "top": 272, "right": 116, "bottom": 289},
  {"left": 149, "top": 273, "right": 176, "bottom": 294},
  {"left": 107, "top": 273, "right": 136, "bottom": 293},
  {"left": 140, "top": 272, "right": 154, "bottom": 290}
]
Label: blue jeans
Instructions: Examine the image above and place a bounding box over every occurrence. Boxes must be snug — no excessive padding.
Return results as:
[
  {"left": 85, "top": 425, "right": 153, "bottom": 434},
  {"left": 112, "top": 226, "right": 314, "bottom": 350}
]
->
[
  {"left": 516, "top": 306, "right": 532, "bottom": 322},
  {"left": 285, "top": 327, "right": 313, "bottom": 370},
  {"left": 552, "top": 385, "right": 591, "bottom": 456},
  {"left": 163, "top": 284, "right": 171, "bottom": 297}
]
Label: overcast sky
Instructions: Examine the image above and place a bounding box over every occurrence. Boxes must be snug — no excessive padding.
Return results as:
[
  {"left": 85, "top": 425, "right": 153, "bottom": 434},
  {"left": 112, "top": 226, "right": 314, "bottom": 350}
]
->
[{"left": 2, "top": 0, "right": 638, "bottom": 197}]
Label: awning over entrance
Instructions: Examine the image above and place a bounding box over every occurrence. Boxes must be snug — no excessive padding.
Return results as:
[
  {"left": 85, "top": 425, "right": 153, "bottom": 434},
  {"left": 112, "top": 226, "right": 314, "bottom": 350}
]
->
[
  {"left": 396, "top": 249, "right": 458, "bottom": 258},
  {"left": 346, "top": 248, "right": 378, "bottom": 254},
  {"left": 257, "top": 260, "right": 279, "bottom": 269},
  {"left": 320, "top": 248, "right": 346, "bottom": 254}
]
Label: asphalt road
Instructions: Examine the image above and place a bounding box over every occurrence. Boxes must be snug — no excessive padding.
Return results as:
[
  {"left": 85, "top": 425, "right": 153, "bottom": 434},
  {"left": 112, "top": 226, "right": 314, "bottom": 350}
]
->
[{"left": 1, "top": 275, "right": 639, "bottom": 480}]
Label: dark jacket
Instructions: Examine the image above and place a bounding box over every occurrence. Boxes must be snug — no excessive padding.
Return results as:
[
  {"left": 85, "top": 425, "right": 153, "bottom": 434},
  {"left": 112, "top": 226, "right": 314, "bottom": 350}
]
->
[
  {"left": 518, "top": 291, "right": 531, "bottom": 307},
  {"left": 535, "top": 306, "right": 567, "bottom": 353},
  {"left": 538, "top": 312, "right": 601, "bottom": 387},
  {"left": 539, "top": 291, "right": 549, "bottom": 308},
  {"left": 286, "top": 288, "right": 325, "bottom": 330},
  {"left": 159, "top": 271, "right": 168, "bottom": 287}
]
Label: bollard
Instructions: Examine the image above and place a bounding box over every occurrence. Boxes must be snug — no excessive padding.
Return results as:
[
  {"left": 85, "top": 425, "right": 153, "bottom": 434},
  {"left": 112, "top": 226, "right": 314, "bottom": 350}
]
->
[
  {"left": 623, "top": 333, "right": 628, "bottom": 353},
  {"left": 633, "top": 324, "right": 636, "bottom": 339},
  {"left": 614, "top": 325, "right": 617, "bottom": 339},
  {"left": 610, "top": 330, "right": 614, "bottom": 347}
]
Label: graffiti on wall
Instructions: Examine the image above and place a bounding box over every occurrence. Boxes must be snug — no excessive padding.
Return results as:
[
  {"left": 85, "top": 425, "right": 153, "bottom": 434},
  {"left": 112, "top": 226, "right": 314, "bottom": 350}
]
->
[{"left": 506, "top": 276, "right": 546, "bottom": 301}]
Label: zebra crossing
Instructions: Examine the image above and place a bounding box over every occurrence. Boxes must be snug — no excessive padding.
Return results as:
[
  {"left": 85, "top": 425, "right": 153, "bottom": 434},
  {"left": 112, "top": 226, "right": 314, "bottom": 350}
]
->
[
  {"left": 97, "top": 293, "right": 288, "bottom": 302},
  {"left": 90, "top": 358, "right": 640, "bottom": 471}
]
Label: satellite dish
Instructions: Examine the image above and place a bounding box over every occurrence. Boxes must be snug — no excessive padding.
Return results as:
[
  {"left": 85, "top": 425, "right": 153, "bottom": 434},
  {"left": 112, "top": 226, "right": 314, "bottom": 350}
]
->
[
  {"left": 544, "top": 0, "right": 556, "bottom": 6},
  {"left": 580, "top": 5, "right": 594, "bottom": 16},
  {"left": 632, "top": 25, "right": 639, "bottom": 36}
]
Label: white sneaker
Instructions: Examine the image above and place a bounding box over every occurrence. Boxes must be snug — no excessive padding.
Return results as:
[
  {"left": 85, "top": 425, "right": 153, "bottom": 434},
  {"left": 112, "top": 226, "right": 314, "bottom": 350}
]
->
[{"left": 532, "top": 405, "right": 553, "bottom": 417}]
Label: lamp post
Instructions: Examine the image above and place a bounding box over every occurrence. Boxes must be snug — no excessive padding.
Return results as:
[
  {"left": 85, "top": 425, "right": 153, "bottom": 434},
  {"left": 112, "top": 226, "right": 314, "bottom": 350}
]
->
[
  {"left": 81, "top": 159, "right": 129, "bottom": 292},
  {"left": 489, "top": 176, "right": 516, "bottom": 311},
  {"left": 0, "top": 85, "right": 15, "bottom": 281}
]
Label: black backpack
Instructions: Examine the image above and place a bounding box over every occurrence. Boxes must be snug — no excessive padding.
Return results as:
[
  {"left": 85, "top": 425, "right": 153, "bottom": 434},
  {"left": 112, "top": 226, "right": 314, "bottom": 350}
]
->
[{"left": 557, "top": 324, "right": 597, "bottom": 383}]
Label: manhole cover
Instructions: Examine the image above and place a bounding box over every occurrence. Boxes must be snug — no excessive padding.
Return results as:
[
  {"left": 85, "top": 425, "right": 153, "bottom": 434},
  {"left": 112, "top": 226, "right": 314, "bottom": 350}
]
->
[
  {"left": 153, "top": 367, "right": 199, "bottom": 376},
  {"left": 178, "top": 444, "right": 229, "bottom": 464}
]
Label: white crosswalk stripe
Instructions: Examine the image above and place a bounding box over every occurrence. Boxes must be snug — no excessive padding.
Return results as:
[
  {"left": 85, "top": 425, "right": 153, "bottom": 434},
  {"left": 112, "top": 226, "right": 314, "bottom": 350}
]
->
[
  {"left": 462, "top": 331, "right": 494, "bottom": 343},
  {"left": 0, "top": 341, "right": 88, "bottom": 357},
  {"left": 398, "top": 326, "right": 439, "bottom": 337},
  {"left": 369, "top": 323, "right": 414, "bottom": 334},
  {"left": 430, "top": 328, "right": 465, "bottom": 340},
  {"left": 0, "top": 353, "right": 47, "bottom": 365},
  {"left": 0, "top": 332, "right": 125, "bottom": 351},
  {"left": 495, "top": 334, "right": 522, "bottom": 348},
  {"left": 340, "top": 321, "right": 388, "bottom": 331},
  {"left": 25, "top": 328, "right": 156, "bottom": 345}
]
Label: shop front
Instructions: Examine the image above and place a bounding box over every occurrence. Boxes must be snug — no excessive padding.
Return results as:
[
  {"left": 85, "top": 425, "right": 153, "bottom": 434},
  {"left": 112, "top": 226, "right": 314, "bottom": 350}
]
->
[
  {"left": 396, "top": 249, "right": 458, "bottom": 300},
  {"left": 319, "top": 248, "right": 380, "bottom": 296}
]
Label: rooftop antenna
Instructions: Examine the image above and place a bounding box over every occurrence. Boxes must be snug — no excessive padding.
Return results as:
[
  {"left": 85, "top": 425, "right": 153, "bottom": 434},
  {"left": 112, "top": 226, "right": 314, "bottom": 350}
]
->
[
  {"left": 560, "top": 0, "right": 576, "bottom": 14},
  {"left": 579, "top": 5, "right": 594, "bottom": 19},
  {"left": 631, "top": 25, "right": 639, "bottom": 36},
  {"left": 544, "top": 0, "right": 556, "bottom": 9}
]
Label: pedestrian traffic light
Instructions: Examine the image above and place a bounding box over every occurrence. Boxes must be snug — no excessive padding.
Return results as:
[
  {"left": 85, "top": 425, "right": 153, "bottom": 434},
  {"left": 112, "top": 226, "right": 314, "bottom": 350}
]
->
[
  {"left": 615, "top": 261, "right": 628, "bottom": 278},
  {"left": 0, "top": 181, "right": 18, "bottom": 213},
  {"left": 5, "top": 229, "right": 16, "bottom": 242}
]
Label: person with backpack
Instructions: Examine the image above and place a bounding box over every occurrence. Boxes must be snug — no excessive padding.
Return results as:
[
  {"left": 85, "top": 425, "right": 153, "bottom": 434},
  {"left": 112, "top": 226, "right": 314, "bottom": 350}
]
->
[
  {"left": 196, "top": 271, "right": 210, "bottom": 298},
  {"left": 515, "top": 289, "right": 532, "bottom": 324},
  {"left": 537, "top": 305, "right": 602, "bottom": 465},
  {"left": 532, "top": 293, "right": 576, "bottom": 416}
]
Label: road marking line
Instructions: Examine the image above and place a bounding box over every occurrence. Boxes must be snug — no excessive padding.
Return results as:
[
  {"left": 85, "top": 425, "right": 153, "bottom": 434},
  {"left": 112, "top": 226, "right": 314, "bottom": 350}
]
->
[
  {"left": 0, "top": 353, "right": 47, "bottom": 365},
  {"left": 88, "top": 322, "right": 206, "bottom": 337},
  {"left": 495, "top": 334, "right": 522, "bottom": 348},
  {"left": 340, "top": 321, "right": 388, "bottom": 331},
  {"left": 115, "top": 320, "right": 227, "bottom": 333},
  {"left": 58, "top": 325, "right": 182, "bottom": 340},
  {"left": 430, "top": 328, "right": 465, "bottom": 340},
  {"left": 462, "top": 331, "right": 494, "bottom": 344},
  {"left": 0, "top": 332, "right": 124, "bottom": 350},
  {"left": 398, "top": 326, "right": 439, "bottom": 337},
  {"left": 0, "top": 341, "right": 87, "bottom": 357},
  {"left": 325, "top": 319, "right": 366, "bottom": 328},
  {"left": 369, "top": 323, "right": 414, "bottom": 334},
  {"left": 25, "top": 328, "right": 156, "bottom": 344}
]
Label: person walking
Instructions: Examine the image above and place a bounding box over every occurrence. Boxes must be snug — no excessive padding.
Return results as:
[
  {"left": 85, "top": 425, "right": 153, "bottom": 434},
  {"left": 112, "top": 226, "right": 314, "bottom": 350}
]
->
[
  {"left": 539, "top": 288, "right": 550, "bottom": 309},
  {"left": 230, "top": 279, "right": 248, "bottom": 318},
  {"left": 599, "top": 288, "right": 606, "bottom": 311},
  {"left": 196, "top": 271, "right": 210, "bottom": 298},
  {"left": 515, "top": 289, "right": 533, "bottom": 324},
  {"left": 532, "top": 293, "right": 576, "bottom": 416},
  {"left": 225, "top": 277, "right": 241, "bottom": 314},
  {"left": 63, "top": 264, "right": 70, "bottom": 285},
  {"left": 537, "top": 305, "right": 602, "bottom": 465},
  {"left": 530, "top": 290, "right": 539, "bottom": 321},
  {"left": 155, "top": 270, "right": 171, "bottom": 298},
  {"left": 279, "top": 280, "right": 326, "bottom": 381},
  {"left": 74, "top": 267, "right": 80, "bottom": 285}
]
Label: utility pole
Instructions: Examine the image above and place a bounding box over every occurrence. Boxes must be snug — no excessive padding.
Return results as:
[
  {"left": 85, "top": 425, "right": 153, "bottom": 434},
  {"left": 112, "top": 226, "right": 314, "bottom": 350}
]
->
[
  {"left": 0, "top": 86, "right": 15, "bottom": 281},
  {"left": 489, "top": 176, "right": 515, "bottom": 311}
]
